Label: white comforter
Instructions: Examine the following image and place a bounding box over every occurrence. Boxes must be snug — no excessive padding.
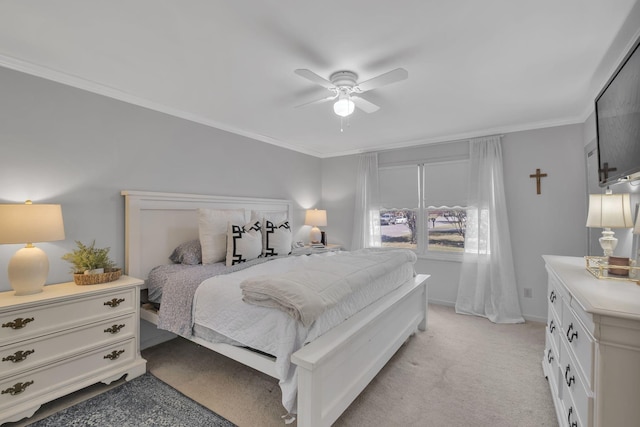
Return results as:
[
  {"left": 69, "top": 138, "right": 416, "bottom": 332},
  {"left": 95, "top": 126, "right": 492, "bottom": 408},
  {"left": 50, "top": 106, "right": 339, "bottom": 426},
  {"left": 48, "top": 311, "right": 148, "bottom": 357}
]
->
[
  {"left": 191, "top": 249, "right": 416, "bottom": 414},
  {"left": 240, "top": 248, "right": 417, "bottom": 327}
]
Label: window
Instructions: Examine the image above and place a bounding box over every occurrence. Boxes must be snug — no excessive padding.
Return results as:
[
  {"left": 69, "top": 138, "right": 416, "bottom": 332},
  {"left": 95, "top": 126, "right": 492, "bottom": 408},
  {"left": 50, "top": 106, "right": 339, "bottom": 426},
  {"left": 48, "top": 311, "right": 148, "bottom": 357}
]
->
[
  {"left": 379, "top": 165, "right": 418, "bottom": 250},
  {"left": 379, "top": 160, "right": 469, "bottom": 259}
]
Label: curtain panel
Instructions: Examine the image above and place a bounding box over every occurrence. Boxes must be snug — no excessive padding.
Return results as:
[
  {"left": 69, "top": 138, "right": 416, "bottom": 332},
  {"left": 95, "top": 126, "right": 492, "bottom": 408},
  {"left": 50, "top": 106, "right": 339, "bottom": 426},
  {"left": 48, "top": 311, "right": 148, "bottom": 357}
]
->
[
  {"left": 351, "top": 152, "right": 381, "bottom": 249},
  {"left": 455, "top": 136, "right": 524, "bottom": 323}
]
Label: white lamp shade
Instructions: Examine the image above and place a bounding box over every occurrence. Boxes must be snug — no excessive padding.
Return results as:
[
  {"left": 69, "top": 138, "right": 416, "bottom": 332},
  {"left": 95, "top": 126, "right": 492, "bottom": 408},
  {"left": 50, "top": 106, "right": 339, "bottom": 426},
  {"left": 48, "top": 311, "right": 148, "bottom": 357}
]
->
[
  {"left": 0, "top": 203, "right": 65, "bottom": 244},
  {"left": 333, "top": 98, "right": 355, "bottom": 117},
  {"left": 305, "top": 209, "right": 327, "bottom": 227},
  {"left": 585, "top": 193, "right": 633, "bottom": 229}
]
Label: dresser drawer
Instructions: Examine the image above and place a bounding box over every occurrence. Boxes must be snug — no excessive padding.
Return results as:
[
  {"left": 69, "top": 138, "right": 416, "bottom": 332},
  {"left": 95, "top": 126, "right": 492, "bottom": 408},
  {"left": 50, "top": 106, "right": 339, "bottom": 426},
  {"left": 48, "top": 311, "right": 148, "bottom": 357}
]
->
[
  {"left": 0, "top": 338, "right": 135, "bottom": 411},
  {"left": 563, "top": 395, "right": 584, "bottom": 427},
  {"left": 561, "top": 365, "right": 592, "bottom": 427},
  {"left": 547, "top": 314, "right": 561, "bottom": 352},
  {"left": 543, "top": 333, "right": 560, "bottom": 398},
  {"left": 0, "top": 313, "right": 135, "bottom": 378},
  {"left": 560, "top": 338, "right": 593, "bottom": 427},
  {"left": 0, "top": 288, "right": 136, "bottom": 346},
  {"left": 561, "top": 300, "right": 594, "bottom": 388},
  {"left": 546, "top": 266, "right": 564, "bottom": 320}
]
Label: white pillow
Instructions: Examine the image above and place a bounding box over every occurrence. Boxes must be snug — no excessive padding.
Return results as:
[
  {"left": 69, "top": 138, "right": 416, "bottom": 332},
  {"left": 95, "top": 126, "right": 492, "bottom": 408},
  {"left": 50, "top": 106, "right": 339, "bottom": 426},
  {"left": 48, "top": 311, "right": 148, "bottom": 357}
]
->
[
  {"left": 226, "top": 220, "right": 263, "bottom": 266},
  {"left": 251, "top": 210, "right": 288, "bottom": 224},
  {"left": 263, "top": 219, "right": 292, "bottom": 257},
  {"left": 198, "top": 208, "right": 246, "bottom": 264}
]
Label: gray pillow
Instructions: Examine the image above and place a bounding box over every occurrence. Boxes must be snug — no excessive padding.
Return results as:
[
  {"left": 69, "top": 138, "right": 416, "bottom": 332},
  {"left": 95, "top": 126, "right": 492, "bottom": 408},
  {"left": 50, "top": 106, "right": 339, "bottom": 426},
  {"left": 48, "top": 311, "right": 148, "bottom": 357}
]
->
[{"left": 169, "top": 239, "right": 202, "bottom": 265}]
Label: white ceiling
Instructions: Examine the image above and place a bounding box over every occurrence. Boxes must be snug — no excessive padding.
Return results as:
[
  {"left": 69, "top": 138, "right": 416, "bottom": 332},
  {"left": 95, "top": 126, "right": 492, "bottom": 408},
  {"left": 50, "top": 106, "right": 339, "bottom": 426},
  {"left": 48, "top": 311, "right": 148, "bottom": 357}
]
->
[{"left": 0, "top": 1, "right": 638, "bottom": 158}]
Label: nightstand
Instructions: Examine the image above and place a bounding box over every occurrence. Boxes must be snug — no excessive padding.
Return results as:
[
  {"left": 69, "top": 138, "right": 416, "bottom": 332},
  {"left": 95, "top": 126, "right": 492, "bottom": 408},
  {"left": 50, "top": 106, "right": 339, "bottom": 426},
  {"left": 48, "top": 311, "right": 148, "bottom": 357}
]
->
[
  {"left": 0, "top": 276, "right": 146, "bottom": 424},
  {"left": 291, "top": 244, "right": 343, "bottom": 256}
]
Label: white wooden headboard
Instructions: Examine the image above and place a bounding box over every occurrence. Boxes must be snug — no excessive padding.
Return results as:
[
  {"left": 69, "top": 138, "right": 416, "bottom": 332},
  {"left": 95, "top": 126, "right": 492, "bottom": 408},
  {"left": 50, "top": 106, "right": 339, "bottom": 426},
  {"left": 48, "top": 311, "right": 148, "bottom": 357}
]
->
[{"left": 121, "top": 190, "right": 293, "bottom": 284}]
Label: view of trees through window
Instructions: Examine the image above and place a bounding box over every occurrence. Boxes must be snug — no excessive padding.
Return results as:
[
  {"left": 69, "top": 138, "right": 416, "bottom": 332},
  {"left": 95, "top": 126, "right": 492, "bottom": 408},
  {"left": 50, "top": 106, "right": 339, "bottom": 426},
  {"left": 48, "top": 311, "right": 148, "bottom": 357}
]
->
[
  {"left": 380, "top": 208, "right": 467, "bottom": 253},
  {"left": 426, "top": 208, "right": 467, "bottom": 252},
  {"left": 380, "top": 209, "right": 417, "bottom": 249}
]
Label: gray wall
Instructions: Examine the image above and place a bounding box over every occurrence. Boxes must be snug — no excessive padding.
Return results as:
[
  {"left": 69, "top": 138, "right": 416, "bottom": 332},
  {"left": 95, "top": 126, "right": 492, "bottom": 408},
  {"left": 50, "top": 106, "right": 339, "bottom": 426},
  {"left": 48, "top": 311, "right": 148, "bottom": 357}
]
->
[
  {"left": 322, "top": 124, "right": 588, "bottom": 321},
  {"left": 502, "top": 125, "right": 587, "bottom": 320},
  {"left": 0, "top": 67, "right": 321, "bottom": 292}
]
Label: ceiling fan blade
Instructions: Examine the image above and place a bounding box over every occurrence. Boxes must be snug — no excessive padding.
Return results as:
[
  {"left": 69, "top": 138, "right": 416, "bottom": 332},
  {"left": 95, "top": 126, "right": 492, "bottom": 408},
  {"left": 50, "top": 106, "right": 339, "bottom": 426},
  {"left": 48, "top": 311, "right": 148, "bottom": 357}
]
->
[
  {"left": 294, "top": 93, "right": 338, "bottom": 108},
  {"left": 356, "top": 68, "right": 408, "bottom": 93},
  {"left": 294, "top": 69, "right": 335, "bottom": 89},
  {"left": 352, "top": 96, "right": 380, "bottom": 113}
]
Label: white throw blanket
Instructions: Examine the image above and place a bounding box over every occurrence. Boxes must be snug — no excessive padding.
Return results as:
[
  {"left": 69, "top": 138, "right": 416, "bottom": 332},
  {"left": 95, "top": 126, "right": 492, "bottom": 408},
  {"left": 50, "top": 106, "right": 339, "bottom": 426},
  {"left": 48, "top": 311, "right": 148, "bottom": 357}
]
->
[{"left": 240, "top": 248, "right": 417, "bottom": 327}]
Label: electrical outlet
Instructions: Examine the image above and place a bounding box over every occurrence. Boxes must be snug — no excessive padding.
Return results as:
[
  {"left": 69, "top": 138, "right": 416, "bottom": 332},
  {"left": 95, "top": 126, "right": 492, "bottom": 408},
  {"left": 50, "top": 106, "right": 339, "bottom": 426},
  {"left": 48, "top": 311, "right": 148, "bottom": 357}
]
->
[{"left": 524, "top": 288, "right": 533, "bottom": 298}]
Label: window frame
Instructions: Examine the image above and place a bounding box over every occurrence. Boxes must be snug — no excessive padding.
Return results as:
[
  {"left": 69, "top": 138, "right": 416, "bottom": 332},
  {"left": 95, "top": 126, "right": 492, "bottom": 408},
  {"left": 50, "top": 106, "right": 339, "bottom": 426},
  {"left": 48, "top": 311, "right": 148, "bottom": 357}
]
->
[{"left": 378, "top": 158, "right": 470, "bottom": 262}]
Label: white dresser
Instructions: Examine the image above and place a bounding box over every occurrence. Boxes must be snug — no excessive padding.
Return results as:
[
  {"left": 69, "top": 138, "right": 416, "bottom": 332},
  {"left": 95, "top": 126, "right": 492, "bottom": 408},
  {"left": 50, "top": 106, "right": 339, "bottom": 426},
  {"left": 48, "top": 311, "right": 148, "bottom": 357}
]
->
[
  {"left": 542, "top": 255, "right": 640, "bottom": 427},
  {"left": 0, "top": 276, "right": 146, "bottom": 423}
]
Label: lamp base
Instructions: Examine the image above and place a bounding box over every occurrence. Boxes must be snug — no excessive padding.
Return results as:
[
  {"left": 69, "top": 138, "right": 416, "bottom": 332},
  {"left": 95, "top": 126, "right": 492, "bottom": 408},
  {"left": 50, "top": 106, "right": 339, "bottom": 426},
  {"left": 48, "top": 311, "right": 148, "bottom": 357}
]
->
[
  {"left": 599, "top": 228, "right": 618, "bottom": 258},
  {"left": 310, "top": 226, "right": 322, "bottom": 244},
  {"left": 8, "top": 245, "right": 49, "bottom": 296}
]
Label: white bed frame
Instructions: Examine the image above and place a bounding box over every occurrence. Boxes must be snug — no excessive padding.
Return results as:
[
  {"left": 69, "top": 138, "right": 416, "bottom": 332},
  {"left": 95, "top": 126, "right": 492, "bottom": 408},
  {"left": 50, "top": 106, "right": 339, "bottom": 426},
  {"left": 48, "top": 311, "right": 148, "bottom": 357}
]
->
[{"left": 122, "top": 190, "right": 429, "bottom": 427}]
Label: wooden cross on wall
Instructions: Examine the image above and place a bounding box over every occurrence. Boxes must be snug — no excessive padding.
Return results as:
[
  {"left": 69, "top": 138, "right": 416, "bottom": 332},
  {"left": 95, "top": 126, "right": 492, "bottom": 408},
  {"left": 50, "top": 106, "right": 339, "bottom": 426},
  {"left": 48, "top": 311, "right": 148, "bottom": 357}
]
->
[
  {"left": 529, "top": 168, "right": 547, "bottom": 195},
  {"left": 599, "top": 162, "right": 617, "bottom": 182}
]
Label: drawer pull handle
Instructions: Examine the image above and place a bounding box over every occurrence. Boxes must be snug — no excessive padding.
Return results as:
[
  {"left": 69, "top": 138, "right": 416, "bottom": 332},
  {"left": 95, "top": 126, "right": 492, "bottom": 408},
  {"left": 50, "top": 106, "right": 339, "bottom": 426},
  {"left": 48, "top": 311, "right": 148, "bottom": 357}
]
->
[
  {"left": 1, "top": 381, "right": 34, "bottom": 396},
  {"left": 104, "top": 298, "right": 125, "bottom": 308},
  {"left": 2, "top": 349, "right": 35, "bottom": 363},
  {"left": 104, "top": 324, "right": 125, "bottom": 334},
  {"left": 548, "top": 320, "right": 555, "bottom": 333},
  {"left": 2, "top": 317, "right": 34, "bottom": 330},
  {"left": 565, "top": 365, "right": 575, "bottom": 387},
  {"left": 549, "top": 291, "right": 556, "bottom": 303},
  {"left": 566, "top": 323, "right": 578, "bottom": 343},
  {"left": 104, "top": 349, "right": 125, "bottom": 360},
  {"left": 547, "top": 349, "right": 554, "bottom": 364},
  {"left": 568, "top": 407, "right": 578, "bottom": 427}
]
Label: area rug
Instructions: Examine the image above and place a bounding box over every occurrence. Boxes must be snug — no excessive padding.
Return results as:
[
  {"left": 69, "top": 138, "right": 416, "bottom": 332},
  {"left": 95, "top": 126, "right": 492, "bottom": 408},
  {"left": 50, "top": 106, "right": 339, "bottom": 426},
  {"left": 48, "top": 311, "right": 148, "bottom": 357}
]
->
[{"left": 29, "top": 373, "right": 236, "bottom": 427}]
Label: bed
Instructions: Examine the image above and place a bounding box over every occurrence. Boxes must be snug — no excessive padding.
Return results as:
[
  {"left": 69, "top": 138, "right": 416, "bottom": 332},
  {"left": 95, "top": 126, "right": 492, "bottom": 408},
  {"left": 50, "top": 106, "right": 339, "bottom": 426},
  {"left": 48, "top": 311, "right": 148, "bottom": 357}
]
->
[{"left": 122, "top": 190, "right": 429, "bottom": 427}]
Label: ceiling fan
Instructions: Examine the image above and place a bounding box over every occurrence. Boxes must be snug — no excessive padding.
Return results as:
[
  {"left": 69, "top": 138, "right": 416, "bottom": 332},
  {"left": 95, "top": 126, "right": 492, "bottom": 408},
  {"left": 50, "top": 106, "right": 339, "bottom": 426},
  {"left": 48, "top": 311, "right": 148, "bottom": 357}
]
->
[{"left": 294, "top": 68, "right": 408, "bottom": 117}]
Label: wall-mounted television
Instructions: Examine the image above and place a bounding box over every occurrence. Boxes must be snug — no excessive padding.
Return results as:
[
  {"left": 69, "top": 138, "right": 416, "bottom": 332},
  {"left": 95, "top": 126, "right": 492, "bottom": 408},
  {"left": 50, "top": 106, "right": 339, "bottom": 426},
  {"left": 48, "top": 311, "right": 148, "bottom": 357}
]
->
[{"left": 595, "top": 35, "right": 640, "bottom": 187}]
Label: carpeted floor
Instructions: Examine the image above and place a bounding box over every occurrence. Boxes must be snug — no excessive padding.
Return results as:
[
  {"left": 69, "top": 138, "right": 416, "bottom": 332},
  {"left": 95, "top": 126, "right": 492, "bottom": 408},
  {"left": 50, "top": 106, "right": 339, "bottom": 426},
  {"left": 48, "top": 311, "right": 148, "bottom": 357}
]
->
[
  {"left": 142, "top": 304, "right": 558, "bottom": 427},
  {"left": 28, "top": 373, "right": 235, "bottom": 427}
]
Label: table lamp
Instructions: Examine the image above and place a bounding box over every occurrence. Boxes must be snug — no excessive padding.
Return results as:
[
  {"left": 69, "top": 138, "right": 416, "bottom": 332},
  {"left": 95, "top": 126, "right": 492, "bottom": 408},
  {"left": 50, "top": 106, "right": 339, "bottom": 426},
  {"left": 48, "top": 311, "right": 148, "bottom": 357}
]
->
[
  {"left": 0, "top": 201, "right": 65, "bottom": 295},
  {"left": 586, "top": 192, "right": 633, "bottom": 257},
  {"left": 305, "top": 209, "right": 327, "bottom": 244}
]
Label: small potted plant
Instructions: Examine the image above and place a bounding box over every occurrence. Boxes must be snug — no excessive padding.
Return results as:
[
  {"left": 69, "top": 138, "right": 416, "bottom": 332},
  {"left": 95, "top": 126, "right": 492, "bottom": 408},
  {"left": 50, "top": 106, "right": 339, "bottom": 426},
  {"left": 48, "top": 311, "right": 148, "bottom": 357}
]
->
[{"left": 62, "top": 240, "right": 121, "bottom": 285}]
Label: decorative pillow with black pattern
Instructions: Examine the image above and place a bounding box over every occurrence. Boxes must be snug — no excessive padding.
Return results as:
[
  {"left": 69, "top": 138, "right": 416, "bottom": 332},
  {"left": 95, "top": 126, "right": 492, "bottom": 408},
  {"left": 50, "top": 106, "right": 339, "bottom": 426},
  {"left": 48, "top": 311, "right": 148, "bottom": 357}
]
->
[
  {"left": 225, "top": 220, "right": 262, "bottom": 266},
  {"left": 263, "top": 219, "right": 292, "bottom": 257}
]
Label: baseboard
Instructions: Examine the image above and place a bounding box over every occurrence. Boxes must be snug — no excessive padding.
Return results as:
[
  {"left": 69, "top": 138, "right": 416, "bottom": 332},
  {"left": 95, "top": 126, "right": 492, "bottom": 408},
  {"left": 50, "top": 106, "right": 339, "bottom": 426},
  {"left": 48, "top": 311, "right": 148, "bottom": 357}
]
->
[
  {"left": 522, "top": 313, "right": 546, "bottom": 323},
  {"left": 427, "top": 299, "right": 546, "bottom": 324},
  {"left": 427, "top": 299, "right": 455, "bottom": 307}
]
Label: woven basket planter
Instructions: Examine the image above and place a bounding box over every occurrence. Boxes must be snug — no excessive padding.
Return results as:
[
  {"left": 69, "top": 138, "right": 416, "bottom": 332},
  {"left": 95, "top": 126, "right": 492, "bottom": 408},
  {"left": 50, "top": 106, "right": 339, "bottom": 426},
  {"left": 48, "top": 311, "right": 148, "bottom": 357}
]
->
[{"left": 73, "top": 268, "right": 122, "bottom": 286}]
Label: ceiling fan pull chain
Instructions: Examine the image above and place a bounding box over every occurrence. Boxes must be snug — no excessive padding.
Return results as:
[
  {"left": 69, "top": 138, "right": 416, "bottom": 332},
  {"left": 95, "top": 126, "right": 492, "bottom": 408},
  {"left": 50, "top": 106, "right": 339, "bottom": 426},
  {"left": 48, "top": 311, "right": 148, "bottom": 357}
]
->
[{"left": 339, "top": 115, "right": 352, "bottom": 133}]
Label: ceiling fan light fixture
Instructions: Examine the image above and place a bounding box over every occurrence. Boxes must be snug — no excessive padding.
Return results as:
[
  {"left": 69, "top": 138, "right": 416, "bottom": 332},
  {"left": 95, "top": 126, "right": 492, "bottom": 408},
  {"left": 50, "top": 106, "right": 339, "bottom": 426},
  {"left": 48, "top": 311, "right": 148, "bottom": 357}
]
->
[{"left": 333, "top": 96, "right": 355, "bottom": 117}]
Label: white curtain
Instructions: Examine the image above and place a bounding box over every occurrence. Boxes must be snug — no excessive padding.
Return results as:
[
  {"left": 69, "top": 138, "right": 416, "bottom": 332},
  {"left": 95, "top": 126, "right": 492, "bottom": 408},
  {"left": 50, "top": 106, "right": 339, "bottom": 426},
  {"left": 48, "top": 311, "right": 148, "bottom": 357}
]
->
[
  {"left": 351, "top": 152, "right": 381, "bottom": 249},
  {"left": 455, "top": 136, "right": 524, "bottom": 323}
]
